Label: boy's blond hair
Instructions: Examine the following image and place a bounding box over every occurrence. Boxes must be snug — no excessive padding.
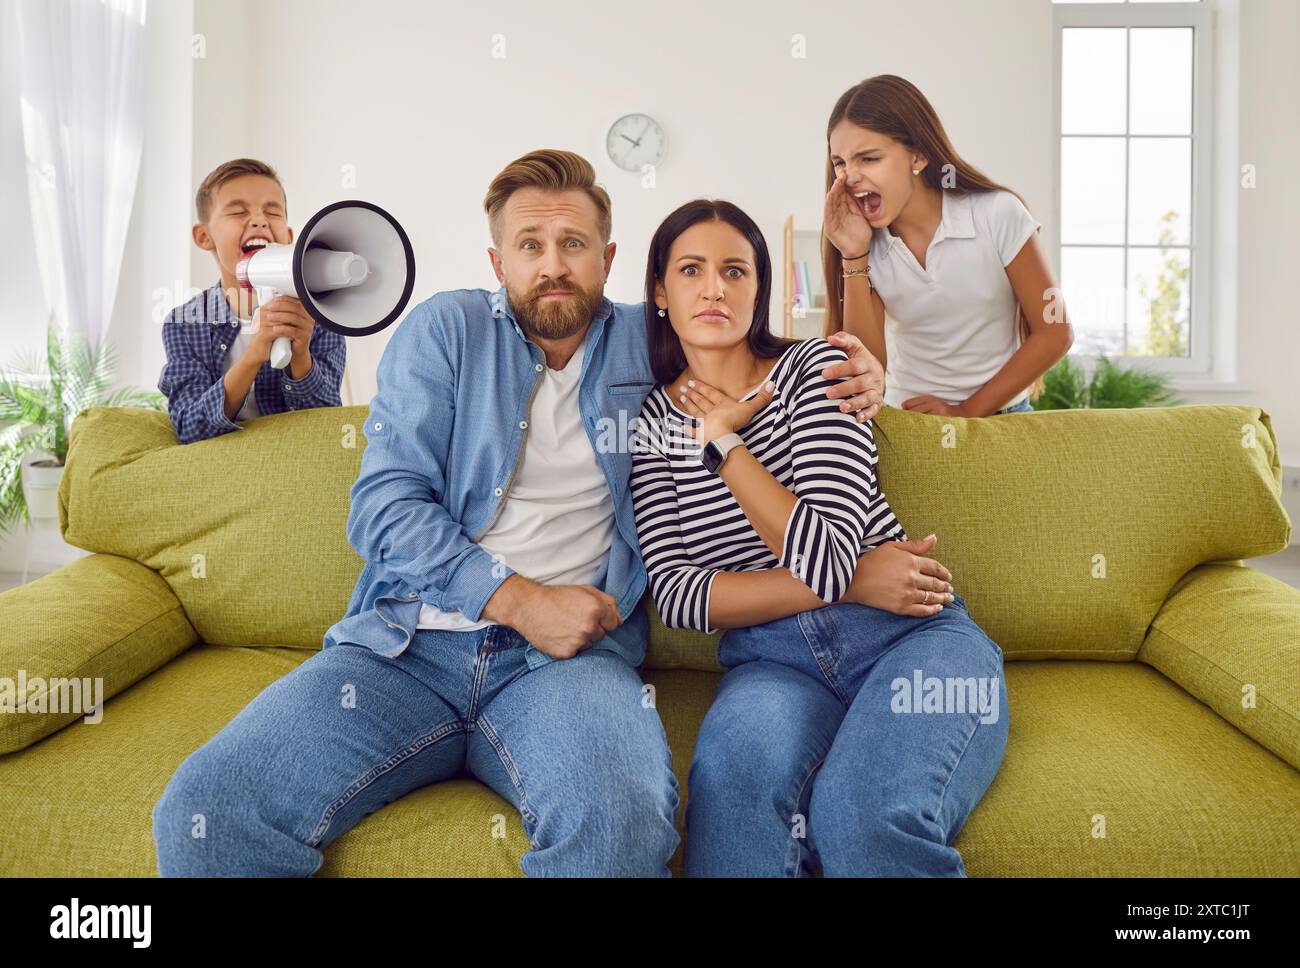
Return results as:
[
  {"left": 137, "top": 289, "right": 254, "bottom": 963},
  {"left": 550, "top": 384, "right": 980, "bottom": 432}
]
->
[
  {"left": 195, "top": 158, "right": 286, "bottom": 223},
  {"left": 483, "top": 149, "right": 612, "bottom": 248}
]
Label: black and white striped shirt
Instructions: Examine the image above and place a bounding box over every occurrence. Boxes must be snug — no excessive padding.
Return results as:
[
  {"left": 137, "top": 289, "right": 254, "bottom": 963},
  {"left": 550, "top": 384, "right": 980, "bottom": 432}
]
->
[{"left": 630, "top": 337, "right": 908, "bottom": 633}]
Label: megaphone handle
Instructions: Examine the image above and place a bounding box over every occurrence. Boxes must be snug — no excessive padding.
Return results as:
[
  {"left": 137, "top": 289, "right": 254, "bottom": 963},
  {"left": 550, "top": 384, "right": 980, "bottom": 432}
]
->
[{"left": 258, "top": 285, "right": 293, "bottom": 370}]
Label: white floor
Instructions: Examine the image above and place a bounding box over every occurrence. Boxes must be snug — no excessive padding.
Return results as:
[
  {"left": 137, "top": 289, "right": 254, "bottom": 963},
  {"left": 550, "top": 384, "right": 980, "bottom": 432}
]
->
[{"left": 1247, "top": 545, "right": 1300, "bottom": 588}]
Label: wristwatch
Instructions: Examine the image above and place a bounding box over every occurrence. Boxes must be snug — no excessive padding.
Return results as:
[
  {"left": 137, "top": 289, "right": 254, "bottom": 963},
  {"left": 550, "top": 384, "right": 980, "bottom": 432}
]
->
[{"left": 699, "top": 432, "right": 745, "bottom": 475}]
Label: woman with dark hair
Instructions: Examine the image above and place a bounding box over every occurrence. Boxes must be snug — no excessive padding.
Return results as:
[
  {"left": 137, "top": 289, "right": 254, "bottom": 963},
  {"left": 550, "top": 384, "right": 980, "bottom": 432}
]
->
[
  {"left": 821, "top": 74, "right": 1073, "bottom": 415},
  {"left": 629, "top": 198, "right": 1009, "bottom": 876}
]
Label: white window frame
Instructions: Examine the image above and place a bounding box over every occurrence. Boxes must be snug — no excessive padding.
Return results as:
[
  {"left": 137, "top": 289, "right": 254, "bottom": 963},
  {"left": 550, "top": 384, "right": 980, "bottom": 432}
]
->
[{"left": 1051, "top": 1, "right": 1215, "bottom": 377}]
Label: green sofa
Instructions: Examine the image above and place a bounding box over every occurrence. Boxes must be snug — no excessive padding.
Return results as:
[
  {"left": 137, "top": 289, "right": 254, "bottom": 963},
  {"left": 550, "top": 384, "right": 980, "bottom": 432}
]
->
[{"left": 1, "top": 401, "right": 1297, "bottom": 877}]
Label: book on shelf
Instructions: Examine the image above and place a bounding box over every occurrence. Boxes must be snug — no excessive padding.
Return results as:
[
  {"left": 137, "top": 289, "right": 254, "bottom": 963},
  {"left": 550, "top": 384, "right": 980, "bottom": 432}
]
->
[{"left": 790, "top": 259, "right": 824, "bottom": 312}]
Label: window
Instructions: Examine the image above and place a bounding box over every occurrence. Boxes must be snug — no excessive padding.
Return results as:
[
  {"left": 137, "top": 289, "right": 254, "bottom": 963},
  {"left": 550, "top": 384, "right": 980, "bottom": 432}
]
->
[{"left": 1051, "top": 0, "right": 1213, "bottom": 374}]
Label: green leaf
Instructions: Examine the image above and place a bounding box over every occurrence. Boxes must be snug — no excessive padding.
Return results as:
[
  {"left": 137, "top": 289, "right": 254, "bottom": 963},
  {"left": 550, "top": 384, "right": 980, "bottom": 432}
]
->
[
  {"left": 1032, "top": 354, "right": 1180, "bottom": 410},
  {"left": 1035, "top": 356, "right": 1089, "bottom": 410},
  {"left": 1089, "top": 356, "right": 1181, "bottom": 409},
  {"left": 1, "top": 322, "right": 164, "bottom": 519}
]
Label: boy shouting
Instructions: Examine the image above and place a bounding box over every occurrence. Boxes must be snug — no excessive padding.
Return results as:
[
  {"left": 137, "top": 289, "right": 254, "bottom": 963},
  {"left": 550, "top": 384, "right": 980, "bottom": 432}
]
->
[{"left": 158, "top": 158, "right": 345, "bottom": 443}]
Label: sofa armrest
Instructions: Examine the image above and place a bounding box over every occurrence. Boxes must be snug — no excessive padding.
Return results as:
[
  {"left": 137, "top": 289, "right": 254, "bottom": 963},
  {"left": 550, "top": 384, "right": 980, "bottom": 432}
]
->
[
  {"left": 0, "top": 553, "right": 197, "bottom": 753},
  {"left": 1138, "top": 562, "right": 1300, "bottom": 770}
]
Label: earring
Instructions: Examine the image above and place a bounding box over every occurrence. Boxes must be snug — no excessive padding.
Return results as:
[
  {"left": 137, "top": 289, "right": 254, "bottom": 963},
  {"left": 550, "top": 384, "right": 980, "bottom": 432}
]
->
[
  {"left": 657, "top": 308, "right": 666, "bottom": 317},
  {"left": 913, "top": 169, "right": 921, "bottom": 176}
]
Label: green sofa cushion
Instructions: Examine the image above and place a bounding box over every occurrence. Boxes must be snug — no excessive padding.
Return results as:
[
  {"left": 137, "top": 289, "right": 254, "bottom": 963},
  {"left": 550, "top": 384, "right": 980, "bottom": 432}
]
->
[
  {"left": 645, "top": 599, "right": 725, "bottom": 673},
  {"left": 0, "top": 553, "right": 197, "bottom": 753},
  {"left": 59, "top": 406, "right": 364, "bottom": 651},
  {"left": 1139, "top": 562, "right": 1300, "bottom": 770},
  {"left": 871, "top": 404, "right": 1290, "bottom": 661},
  {"left": 2, "top": 642, "right": 1295, "bottom": 876},
  {"left": 962, "top": 659, "right": 1300, "bottom": 876}
]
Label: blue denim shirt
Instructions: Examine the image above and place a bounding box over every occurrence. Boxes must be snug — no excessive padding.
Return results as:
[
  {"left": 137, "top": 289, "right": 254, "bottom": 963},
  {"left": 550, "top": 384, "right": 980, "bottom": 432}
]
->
[{"left": 324, "top": 286, "right": 655, "bottom": 670}]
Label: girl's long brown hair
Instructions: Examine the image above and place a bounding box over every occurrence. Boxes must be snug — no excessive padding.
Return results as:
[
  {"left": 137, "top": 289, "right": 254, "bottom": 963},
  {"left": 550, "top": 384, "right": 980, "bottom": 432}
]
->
[{"left": 821, "top": 74, "right": 1042, "bottom": 401}]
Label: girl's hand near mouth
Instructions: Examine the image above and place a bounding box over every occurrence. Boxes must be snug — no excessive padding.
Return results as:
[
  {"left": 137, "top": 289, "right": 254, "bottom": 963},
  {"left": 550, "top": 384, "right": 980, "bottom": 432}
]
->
[{"left": 824, "top": 167, "right": 874, "bottom": 260}]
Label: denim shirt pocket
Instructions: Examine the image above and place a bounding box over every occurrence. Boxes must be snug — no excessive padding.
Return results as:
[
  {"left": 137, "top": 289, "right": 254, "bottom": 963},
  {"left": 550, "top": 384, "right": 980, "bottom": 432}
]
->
[
  {"left": 604, "top": 376, "right": 654, "bottom": 429},
  {"left": 606, "top": 380, "right": 654, "bottom": 396},
  {"left": 603, "top": 378, "right": 655, "bottom": 440}
]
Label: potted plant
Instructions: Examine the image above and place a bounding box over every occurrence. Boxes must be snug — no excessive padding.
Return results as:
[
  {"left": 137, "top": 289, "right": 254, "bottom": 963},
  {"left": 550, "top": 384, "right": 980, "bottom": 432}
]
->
[
  {"left": 1032, "top": 356, "right": 1181, "bottom": 410},
  {"left": 0, "top": 323, "right": 165, "bottom": 532}
]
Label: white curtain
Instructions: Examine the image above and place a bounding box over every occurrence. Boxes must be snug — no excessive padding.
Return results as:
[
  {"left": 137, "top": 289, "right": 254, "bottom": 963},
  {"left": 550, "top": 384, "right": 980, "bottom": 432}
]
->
[{"left": 17, "top": 0, "right": 148, "bottom": 348}]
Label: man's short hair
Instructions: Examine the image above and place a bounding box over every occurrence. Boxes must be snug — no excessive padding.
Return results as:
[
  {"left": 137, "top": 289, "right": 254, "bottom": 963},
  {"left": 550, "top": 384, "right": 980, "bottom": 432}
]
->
[
  {"left": 195, "top": 158, "right": 285, "bottom": 223},
  {"left": 483, "top": 149, "right": 612, "bottom": 248}
]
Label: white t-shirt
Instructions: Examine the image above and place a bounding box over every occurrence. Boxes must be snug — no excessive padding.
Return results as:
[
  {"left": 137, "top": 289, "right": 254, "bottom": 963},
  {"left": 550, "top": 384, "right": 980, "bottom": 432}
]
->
[
  {"left": 220, "top": 315, "right": 262, "bottom": 420},
  {"left": 417, "top": 340, "right": 616, "bottom": 631},
  {"left": 867, "top": 189, "right": 1041, "bottom": 409}
]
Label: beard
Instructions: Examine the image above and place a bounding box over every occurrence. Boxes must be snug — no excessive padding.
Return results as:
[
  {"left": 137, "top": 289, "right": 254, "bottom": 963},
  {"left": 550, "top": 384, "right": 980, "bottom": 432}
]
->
[{"left": 507, "top": 276, "right": 605, "bottom": 341}]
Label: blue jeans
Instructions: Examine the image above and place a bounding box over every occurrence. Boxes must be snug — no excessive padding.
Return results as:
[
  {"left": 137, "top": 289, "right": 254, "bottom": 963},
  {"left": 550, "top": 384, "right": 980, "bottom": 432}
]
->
[
  {"left": 152, "top": 626, "right": 680, "bottom": 876},
  {"left": 685, "top": 593, "right": 1008, "bottom": 877},
  {"left": 993, "top": 398, "right": 1034, "bottom": 414}
]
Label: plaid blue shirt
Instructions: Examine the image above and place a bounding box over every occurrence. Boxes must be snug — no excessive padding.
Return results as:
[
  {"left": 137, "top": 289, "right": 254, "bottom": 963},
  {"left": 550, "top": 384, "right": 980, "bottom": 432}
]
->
[{"left": 158, "top": 280, "right": 346, "bottom": 443}]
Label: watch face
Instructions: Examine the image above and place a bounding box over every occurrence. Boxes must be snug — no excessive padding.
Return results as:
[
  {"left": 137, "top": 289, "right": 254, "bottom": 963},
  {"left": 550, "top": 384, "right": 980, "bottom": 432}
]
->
[{"left": 701, "top": 440, "right": 723, "bottom": 474}]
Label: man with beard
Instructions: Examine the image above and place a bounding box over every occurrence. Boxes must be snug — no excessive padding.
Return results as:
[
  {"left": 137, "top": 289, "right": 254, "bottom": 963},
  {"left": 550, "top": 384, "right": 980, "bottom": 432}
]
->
[{"left": 151, "top": 149, "right": 885, "bottom": 877}]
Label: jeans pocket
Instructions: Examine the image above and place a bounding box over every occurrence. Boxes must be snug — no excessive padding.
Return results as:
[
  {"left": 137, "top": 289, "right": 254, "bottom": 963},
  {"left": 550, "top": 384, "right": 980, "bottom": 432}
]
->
[
  {"left": 796, "top": 608, "right": 848, "bottom": 702},
  {"left": 516, "top": 639, "right": 550, "bottom": 670}
]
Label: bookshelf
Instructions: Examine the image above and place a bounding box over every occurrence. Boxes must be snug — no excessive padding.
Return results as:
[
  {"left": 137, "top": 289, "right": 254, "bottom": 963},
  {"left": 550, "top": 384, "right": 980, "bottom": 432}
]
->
[{"left": 781, "top": 216, "right": 829, "bottom": 339}]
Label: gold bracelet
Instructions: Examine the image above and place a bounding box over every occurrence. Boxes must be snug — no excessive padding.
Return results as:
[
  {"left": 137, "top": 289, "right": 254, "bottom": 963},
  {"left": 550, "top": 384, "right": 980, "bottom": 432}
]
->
[{"left": 842, "top": 263, "right": 869, "bottom": 278}]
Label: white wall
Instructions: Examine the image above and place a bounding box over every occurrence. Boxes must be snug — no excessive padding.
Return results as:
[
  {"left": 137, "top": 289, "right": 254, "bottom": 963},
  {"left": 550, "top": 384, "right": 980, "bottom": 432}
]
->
[
  {"left": 189, "top": 0, "right": 253, "bottom": 290},
  {"left": 113, "top": 0, "right": 195, "bottom": 403},
  {"left": 183, "top": 0, "right": 1299, "bottom": 463},
  {"left": 191, "top": 0, "right": 1058, "bottom": 405},
  {"left": 1228, "top": 0, "right": 1300, "bottom": 466}
]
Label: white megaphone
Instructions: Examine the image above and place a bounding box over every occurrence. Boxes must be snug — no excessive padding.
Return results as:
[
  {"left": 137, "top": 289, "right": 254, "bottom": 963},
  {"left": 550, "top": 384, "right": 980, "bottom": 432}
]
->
[{"left": 235, "top": 200, "right": 416, "bottom": 368}]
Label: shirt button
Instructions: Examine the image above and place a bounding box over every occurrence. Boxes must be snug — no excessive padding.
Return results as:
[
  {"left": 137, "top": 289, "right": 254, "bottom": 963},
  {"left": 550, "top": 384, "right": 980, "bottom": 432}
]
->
[
  {"left": 494, "top": 487, "right": 503, "bottom": 496},
  {"left": 373, "top": 421, "right": 383, "bottom": 431},
  {"left": 535, "top": 363, "right": 543, "bottom": 372},
  {"left": 519, "top": 420, "right": 528, "bottom": 429},
  {"left": 219, "top": 343, "right": 226, "bottom": 350}
]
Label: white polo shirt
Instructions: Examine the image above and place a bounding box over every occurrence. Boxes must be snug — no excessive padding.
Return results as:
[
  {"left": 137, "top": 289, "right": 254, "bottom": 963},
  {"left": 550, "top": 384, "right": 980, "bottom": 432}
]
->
[{"left": 868, "top": 189, "right": 1040, "bottom": 410}]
